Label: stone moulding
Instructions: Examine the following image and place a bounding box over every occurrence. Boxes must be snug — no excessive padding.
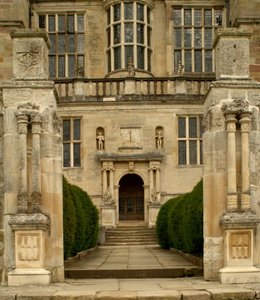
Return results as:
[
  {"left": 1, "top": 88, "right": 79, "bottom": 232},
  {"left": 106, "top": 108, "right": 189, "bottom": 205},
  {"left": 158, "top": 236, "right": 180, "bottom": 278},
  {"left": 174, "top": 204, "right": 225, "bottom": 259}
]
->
[
  {"left": 220, "top": 212, "right": 260, "bottom": 230},
  {"left": 8, "top": 213, "right": 50, "bottom": 231}
]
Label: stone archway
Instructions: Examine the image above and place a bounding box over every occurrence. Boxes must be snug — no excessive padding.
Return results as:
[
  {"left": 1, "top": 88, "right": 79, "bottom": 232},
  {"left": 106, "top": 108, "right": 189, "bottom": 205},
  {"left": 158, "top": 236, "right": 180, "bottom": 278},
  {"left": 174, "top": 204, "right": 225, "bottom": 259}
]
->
[{"left": 119, "top": 174, "right": 144, "bottom": 221}]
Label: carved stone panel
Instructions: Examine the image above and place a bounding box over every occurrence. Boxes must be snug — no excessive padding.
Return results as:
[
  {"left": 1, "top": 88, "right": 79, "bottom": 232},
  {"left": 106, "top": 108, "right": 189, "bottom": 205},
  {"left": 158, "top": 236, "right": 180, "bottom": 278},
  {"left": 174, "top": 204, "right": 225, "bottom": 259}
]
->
[{"left": 119, "top": 127, "right": 141, "bottom": 148}]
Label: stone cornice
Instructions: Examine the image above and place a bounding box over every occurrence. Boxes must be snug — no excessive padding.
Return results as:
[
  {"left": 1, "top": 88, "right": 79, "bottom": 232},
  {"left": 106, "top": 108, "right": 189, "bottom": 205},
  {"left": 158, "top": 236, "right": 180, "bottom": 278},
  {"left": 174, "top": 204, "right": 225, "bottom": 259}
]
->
[{"left": 97, "top": 151, "right": 164, "bottom": 161}]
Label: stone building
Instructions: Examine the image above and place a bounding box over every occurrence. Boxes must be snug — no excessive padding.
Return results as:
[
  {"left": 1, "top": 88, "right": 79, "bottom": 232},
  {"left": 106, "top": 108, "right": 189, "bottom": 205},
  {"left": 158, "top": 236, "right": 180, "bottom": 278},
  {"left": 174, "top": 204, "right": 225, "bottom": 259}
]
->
[{"left": 0, "top": 0, "right": 260, "bottom": 286}]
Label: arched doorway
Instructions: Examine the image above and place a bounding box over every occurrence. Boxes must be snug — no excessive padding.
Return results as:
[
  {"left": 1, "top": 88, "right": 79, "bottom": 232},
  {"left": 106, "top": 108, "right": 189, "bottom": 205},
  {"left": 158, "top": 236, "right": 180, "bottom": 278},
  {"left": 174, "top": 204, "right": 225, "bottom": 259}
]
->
[{"left": 119, "top": 174, "right": 144, "bottom": 221}]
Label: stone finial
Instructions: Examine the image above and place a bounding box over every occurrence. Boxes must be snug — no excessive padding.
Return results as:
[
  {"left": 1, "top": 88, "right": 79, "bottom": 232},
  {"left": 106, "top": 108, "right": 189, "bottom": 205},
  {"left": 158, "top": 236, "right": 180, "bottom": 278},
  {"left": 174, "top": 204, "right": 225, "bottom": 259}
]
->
[
  {"left": 10, "top": 29, "right": 50, "bottom": 80},
  {"left": 214, "top": 28, "right": 253, "bottom": 80}
]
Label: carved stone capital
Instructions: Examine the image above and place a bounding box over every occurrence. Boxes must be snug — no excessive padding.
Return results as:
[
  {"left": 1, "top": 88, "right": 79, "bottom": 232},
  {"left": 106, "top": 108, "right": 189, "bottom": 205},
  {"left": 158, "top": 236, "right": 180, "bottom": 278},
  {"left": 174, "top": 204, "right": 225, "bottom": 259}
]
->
[
  {"left": 8, "top": 213, "right": 50, "bottom": 232},
  {"left": 220, "top": 212, "right": 260, "bottom": 230},
  {"left": 239, "top": 113, "right": 251, "bottom": 133},
  {"left": 222, "top": 97, "right": 251, "bottom": 117}
]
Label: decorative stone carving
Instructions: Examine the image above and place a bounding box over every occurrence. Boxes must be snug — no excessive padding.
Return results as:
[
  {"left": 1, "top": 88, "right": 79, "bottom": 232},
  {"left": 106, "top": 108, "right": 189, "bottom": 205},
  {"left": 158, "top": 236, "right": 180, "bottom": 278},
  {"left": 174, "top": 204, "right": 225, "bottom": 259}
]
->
[
  {"left": 222, "top": 97, "right": 251, "bottom": 116},
  {"left": 97, "top": 131, "right": 105, "bottom": 150},
  {"left": 127, "top": 58, "right": 135, "bottom": 78},
  {"left": 177, "top": 61, "right": 184, "bottom": 75},
  {"left": 128, "top": 161, "right": 134, "bottom": 172},
  {"left": 230, "top": 231, "right": 250, "bottom": 260},
  {"left": 103, "top": 188, "right": 114, "bottom": 206},
  {"left": 120, "top": 128, "right": 141, "bottom": 148},
  {"left": 18, "top": 234, "right": 40, "bottom": 262},
  {"left": 155, "top": 127, "right": 164, "bottom": 149},
  {"left": 52, "top": 111, "right": 62, "bottom": 135}
]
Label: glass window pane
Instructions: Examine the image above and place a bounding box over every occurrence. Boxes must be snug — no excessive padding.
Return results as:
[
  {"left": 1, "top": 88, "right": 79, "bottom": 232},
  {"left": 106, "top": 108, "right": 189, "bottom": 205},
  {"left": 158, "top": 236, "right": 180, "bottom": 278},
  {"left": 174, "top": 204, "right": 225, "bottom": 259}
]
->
[
  {"left": 204, "top": 28, "right": 212, "bottom": 48},
  {"left": 147, "top": 8, "right": 151, "bottom": 24},
  {"left": 125, "top": 23, "right": 133, "bottom": 43},
  {"left": 77, "top": 15, "right": 84, "bottom": 32},
  {"left": 195, "top": 50, "right": 202, "bottom": 72},
  {"left": 63, "top": 143, "right": 70, "bottom": 167},
  {"left": 39, "top": 15, "right": 46, "bottom": 29},
  {"left": 114, "top": 4, "right": 121, "bottom": 22},
  {"left": 68, "top": 55, "right": 75, "bottom": 78},
  {"left": 184, "top": 9, "right": 191, "bottom": 26},
  {"left": 194, "top": 28, "right": 202, "bottom": 48},
  {"left": 178, "top": 141, "right": 186, "bottom": 165},
  {"left": 124, "top": 3, "right": 133, "bottom": 20},
  {"left": 114, "top": 46, "right": 121, "bottom": 70},
  {"left": 77, "top": 55, "right": 84, "bottom": 69},
  {"left": 184, "top": 28, "right": 192, "bottom": 48},
  {"left": 49, "top": 56, "right": 56, "bottom": 78},
  {"left": 107, "top": 28, "right": 110, "bottom": 47},
  {"left": 63, "top": 120, "right": 71, "bottom": 141},
  {"left": 73, "top": 119, "right": 80, "bottom": 140},
  {"left": 194, "top": 9, "right": 202, "bottom": 26},
  {"left": 137, "top": 46, "right": 144, "bottom": 69},
  {"left": 189, "top": 141, "right": 197, "bottom": 164},
  {"left": 204, "top": 10, "right": 212, "bottom": 26},
  {"left": 77, "top": 34, "right": 84, "bottom": 53},
  {"left": 68, "top": 34, "right": 75, "bottom": 52},
  {"left": 184, "top": 51, "right": 192, "bottom": 72},
  {"left": 174, "top": 50, "right": 182, "bottom": 72},
  {"left": 200, "top": 117, "right": 204, "bottom": 137},
  {"left": 125, "top": 46, "right": 133, "bottom": 67},
  {"left": 49, "top": 34, "right": 56, "bottom": 54},
  {"left": 73, "top": 143, "right": 81, "bottom": 167},
  {"left": 67, "top": 15, "right": 74, "bottom": 33},
  {"left": 107, "top": 50, "right": 111, "bottom": 72},
  {"left": 205, "top": 51, "right": 212, "bottom": 72},
  {"left": 137, "top": 24, "right": 144, "bottom": 44},
  {"left": 148, "top": 49, "right": 151, "bottom": 72},
  {"left": 137, "top": 3, "right": 144, "bottom": 21},
  {"left": 58, "top": 56, "right": 65, "bottom": 77},
  {"left": 178, "top": 117, "right": 186, "bottom": 137},
  {"left": 200, "top": 140, "right": 203, "bottom": 164},
  {"left": 58, "top": 34, "right": 66, "bottom": 53},
  {"left": 173, "top": 9, "right": 181, "bottom": 26},
  {"left": 174, "top": 28, "right": 182, "bottom": 48},
  {"left": 114, "top": 24, "right": 121, "bottom": 44},
  {"left": 48, "top": 15, "right": 55, "bottom": 31},
  {"left": 107, "top": 9, "right": 111, "bottom": 25},
  {"left": 215, "top": 10, "right": 222, "bottom": 26},
  {"left": 58, "top": 15, "right": 65, "bottom": 32},
  {"left": 148, "top": 27, "right": 151, "bottom": 47},
  {"left": 189, "top": 117, "right": 197, "bottom": 137}
]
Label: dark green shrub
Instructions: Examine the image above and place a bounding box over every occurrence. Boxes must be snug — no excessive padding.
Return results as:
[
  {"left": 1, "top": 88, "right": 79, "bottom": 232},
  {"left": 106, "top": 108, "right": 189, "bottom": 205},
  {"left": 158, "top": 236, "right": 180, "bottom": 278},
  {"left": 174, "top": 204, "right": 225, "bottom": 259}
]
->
[{"left": 63, "top": 176, "right": 76, "bottom": 260}]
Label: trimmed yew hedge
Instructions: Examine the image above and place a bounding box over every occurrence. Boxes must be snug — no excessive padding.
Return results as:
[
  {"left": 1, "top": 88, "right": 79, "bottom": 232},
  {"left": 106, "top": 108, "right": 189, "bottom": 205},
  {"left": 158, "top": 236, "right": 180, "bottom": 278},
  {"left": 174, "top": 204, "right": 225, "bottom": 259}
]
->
[
  {"left": 63, "top": 176, "right": 99, "bottom": 260},
  {"left": 156, "top": 180, "right": 203, "bottom": 256}
]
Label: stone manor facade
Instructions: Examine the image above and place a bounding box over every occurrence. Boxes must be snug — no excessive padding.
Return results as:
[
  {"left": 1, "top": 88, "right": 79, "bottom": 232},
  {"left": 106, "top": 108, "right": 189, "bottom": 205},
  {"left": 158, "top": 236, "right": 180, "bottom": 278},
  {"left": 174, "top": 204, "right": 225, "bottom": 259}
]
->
[{"left": 0, "top": 0, "right": 260, "bottom": 286}]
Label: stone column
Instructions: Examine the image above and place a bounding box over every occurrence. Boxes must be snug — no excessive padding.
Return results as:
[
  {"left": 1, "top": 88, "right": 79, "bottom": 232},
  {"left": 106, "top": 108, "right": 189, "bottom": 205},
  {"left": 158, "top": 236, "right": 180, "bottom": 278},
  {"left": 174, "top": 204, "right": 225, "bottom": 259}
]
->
[
  {"left": 149, "top": 167, "right": 154, "bottom": 200},
  {"left": 16, "top": 112, "right": 29, "bottom": 213},
  {"left": 31, "top": 113, "right": 42, "bottom": 213},
  {"left": 156, "top": 167, "right": 161, "bottom": 203},
  {"left": 109, "top": 165, "right": 114, "bottom": 200},
  {"left": 240, "top": 113, "right": 251, "bottom": 211},
  {"left": 226, "top": 114, "right": 237, "bottom": 212},
  {"left": 102, "top": 165, "right": 108, "bottom": 195}
]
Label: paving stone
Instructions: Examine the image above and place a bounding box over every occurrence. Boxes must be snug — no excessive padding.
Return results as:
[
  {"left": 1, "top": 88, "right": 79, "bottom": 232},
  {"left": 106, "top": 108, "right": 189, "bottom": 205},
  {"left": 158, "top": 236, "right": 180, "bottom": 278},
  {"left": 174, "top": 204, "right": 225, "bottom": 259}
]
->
[
  {"left": 53, "top": 290, "right": 96, "bottom": 299},
  {"left": 181, "top": 290, "right": 211, "bottom": 300},
  {"left": 137, "top": 291, "right": 181, "bottom": 300},
  {"left": 96, "top": 291, "right": 137, "bottom": 299},
  {"left": 208, "top": 288, "right": 256, "bottom": 300}
]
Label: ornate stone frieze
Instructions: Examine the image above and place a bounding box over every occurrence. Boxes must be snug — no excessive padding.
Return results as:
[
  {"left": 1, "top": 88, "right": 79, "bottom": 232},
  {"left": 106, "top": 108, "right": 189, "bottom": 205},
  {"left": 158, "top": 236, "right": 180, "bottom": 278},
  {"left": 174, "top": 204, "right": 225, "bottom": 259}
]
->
[
  {"left": 220, "top": 212, "right": 260, "bottom": 230},
  {"left": 8, "top": 213, "right": 50, "bottom": 232},
  {"left": 102, "top": 188, "right": 115, "bottom": 206},
  {"left": 230, "top": 231, "right": 251, "bottom": 260}
]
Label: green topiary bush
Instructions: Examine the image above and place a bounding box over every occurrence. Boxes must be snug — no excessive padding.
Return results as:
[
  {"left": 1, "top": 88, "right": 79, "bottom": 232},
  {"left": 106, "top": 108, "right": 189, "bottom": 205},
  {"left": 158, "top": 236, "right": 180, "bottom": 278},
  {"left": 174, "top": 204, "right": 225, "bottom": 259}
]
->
[{"left": 63, "top": 176, "right": 99, "bottom": 260}]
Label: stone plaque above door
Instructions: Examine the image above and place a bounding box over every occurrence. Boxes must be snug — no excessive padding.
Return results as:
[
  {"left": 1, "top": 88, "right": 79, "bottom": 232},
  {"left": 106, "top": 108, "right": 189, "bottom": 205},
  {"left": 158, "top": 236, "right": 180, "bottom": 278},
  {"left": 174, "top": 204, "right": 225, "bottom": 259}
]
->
[{"left": 119, "top": 127, "right": 142, "bottom": 148}]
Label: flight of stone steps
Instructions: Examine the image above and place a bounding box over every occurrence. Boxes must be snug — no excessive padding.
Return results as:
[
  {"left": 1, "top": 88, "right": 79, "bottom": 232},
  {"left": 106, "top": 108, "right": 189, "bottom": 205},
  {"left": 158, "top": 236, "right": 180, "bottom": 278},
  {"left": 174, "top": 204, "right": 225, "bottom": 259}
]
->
[{"left": 104, "top": 223, "right": 158, "bottom": 246}]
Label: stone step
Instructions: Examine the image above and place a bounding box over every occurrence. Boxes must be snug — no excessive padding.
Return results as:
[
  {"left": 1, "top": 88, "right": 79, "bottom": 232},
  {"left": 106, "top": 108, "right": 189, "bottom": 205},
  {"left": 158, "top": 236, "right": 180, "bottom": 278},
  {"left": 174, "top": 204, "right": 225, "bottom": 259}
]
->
[
  {"left": 65, "top": 266, "right": 203, "bottom": 279},
  {"left": 104, "top": 241, "right": 157, "bottom": 246}
]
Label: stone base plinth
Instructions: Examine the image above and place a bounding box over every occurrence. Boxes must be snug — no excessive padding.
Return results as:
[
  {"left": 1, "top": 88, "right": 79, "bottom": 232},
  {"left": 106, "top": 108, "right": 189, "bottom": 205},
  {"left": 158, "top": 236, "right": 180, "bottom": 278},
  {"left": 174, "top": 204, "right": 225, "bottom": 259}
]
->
[
  {"left": 8, "top": 268, "right": 51, "bottom": 286},
  {"left": 148, "top": 204, "right": 161, "bottom": 227},
  {"left": 101, "top": 205, "right": 116, "bottom": 228},
  {"left": 219, "top": 266, "right": 260, "bottom": 283}
]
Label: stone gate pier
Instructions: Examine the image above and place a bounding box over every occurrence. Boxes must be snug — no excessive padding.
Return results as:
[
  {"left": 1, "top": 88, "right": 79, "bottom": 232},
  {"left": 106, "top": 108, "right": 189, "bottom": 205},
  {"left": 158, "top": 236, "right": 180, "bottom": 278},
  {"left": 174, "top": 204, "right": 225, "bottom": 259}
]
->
[
  {"left": 204, "top": 27, "right": 260, "bottom": 283},
  {"left": 0, "top": 29, "right": 64, "bottom": 285}
]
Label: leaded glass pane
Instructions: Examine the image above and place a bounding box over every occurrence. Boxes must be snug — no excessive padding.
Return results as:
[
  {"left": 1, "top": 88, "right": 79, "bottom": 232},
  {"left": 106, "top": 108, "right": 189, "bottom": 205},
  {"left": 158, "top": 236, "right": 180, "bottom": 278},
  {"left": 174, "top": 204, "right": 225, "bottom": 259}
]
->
[
  {"left": 73, "top": 119, "right": 80, "bottom": 140},
  {"left": 147, "top": 8, "right": 151, "bottom": 24},
  {"left": 114, "top": 4, "right": 121, "bottom": 22},
  {"left": 39, "top": 15, "right": 46, "bottom": 29},
  {"left": 114, "top": 24, "right": 121, "bottom": 44},
  {"left": 147, "top": 27, "right": 151, "bottom": 47},
  {"left": 67, "top": 15, "right": 74, "bottom": 33},
  {"left": 107, "top": 50, "right": 111, "bottom": 72},
  {"left": 48, "top": 15, "right": 55, "bottom": 31},
  {"left": 77, "top": 15, "right": 84, "bottom": 32},
  {"left": 174, "top": 51, "right": 182, "bottom": 72},
  {"left": 58, "top": 15, "right": 65, "bottom": 32},
  {"left": 184, "top": 9, "right": 191, "bottom": 26},
  {"left": 125, "top": 46, "right": 133, "bottom": 66},
  {"left": 204, "top": 10, "right": 212, "bottom": 26},
  {"left": 77, "top": 34, "right": 84, "bottom": 53},
  {"left": 178, "top": 117, "right": 186, "bottom": 138},
  {"left": 137, "top": 46, "right": 144, "bottom": 69},
  {"left": 58, "top": 56, "right": 65, "bottom": 77},
  {"left": 114, "top": 47, "right": 121, "bottom": 70},
  {"left": 63, "top": 120, "right": 71, "bottom": 141},
  {"left": 195, "top": 50, "right": 202, "bottom": 72},
  {"left": 73, "top": 143, "right": 81, "bottom": 167},
  {"left": 194, "top": 28, "right": 202, "bottom": 48},
  {"left": 63, "top": 144, "right": 70, "bottom": 167},
  {"left": 174, "top": 28, "right": 182, "bottom": 48},
  {"left": 77, "top": 55, "right": 84, "bottom": 69},
  {"left": 173, "top": 9, "right": 181, "bottom": 26},
  {"left": 189, "top": 117, "right": 197, "bottom": 138},
  {"left": 194, "top": 10, "right": 201, "bottom": 26},
  {"left": 205, "top": 51, "right": 212, "bottom": 72},
  {"left": 200, "top": 117, "right": 204, "bottom": 137},
  {"left": 137, "top": 3, "right": 144, "bottom": 21},
  {"left": 148, "top": 49, "right": 151, "bottom": 72},
  {"left": 68, "top": 34, "right": 75, "bottom": 52},
  {"left": 189, "top": 141, "right": 197, "bottom": 164},
  {"left": 125, "top": 23, "right": 133, "bottom": 43},
  {"left": 204, "top": 28, "right": 212, "bottom": 48},
  {"left": 49, "top": 56, "right": 56, "bottom": 78},
  {"left": 178, "top": 141, "right": 186, "bottom": 165},
  {"left": 49, "top": 34, "right": 56, "bottom": 54},
  {"left": 107, "top": 9, "right": 111, "bottom": 25},
  {"left": 184, "top": 51, "right": 192, "bottom": 72},
  {"left": 58, "top": 34, "right": 65, "bottom": 53},
  {"left": 137, "top": 24, "right": 144, "bottom": 44},
  {"left": 184, "top": 28, "right": 191, "bottom": 48},
  {"left": 124, "top": 3, "right": 133, "bottom": 20},
  {"left": 107, "top": 28, "right": 111, "bottom": 47},
  {"left": 215, "top": 9, "right": 222, "bottom": 26},
  {"left": 68, "top": 55, "right": 75, "bottom": 77}
]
